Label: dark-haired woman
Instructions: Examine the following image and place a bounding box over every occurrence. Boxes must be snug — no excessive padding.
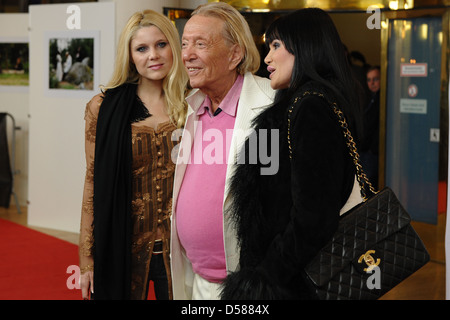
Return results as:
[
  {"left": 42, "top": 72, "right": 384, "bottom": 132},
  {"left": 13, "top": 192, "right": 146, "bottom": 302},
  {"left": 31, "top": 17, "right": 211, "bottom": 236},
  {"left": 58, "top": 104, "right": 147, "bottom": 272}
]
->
[{"left": 220, "top": 8, "right": 364, "bottom": 299}]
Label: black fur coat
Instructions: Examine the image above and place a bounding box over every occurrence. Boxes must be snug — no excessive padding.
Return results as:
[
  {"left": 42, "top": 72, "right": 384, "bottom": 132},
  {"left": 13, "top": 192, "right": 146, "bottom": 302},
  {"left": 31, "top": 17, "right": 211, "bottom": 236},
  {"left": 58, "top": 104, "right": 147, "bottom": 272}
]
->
[{"left": 221, "top": 83, "right": 356, "bottom": 300}]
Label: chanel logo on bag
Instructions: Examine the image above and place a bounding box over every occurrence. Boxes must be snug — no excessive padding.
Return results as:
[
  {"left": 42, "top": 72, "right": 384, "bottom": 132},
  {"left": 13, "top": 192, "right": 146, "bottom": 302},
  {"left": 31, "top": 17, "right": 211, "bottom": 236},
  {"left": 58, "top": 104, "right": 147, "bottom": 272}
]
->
[{"left": 358, "top": 250, "right": 381, "bottom": 272}]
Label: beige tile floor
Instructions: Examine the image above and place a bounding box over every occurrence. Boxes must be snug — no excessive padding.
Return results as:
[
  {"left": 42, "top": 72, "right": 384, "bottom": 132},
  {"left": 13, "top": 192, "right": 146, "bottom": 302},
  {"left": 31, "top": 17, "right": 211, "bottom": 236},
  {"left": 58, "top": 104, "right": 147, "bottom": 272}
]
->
[{"left": 1, "top": 206, "right": 446, "bottom": 300}]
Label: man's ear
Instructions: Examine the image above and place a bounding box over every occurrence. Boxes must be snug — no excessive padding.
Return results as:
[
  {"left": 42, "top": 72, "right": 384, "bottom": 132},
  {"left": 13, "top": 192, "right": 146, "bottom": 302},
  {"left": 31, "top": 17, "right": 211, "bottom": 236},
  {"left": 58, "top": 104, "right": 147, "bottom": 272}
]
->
[{"left": 228, "top": 44, "right": 243, "bottom": 71}]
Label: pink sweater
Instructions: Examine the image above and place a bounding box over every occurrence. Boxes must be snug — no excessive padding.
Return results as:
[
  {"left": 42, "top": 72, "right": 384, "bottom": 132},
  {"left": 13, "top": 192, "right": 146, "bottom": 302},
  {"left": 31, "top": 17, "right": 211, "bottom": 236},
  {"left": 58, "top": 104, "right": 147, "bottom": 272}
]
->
[{"left": 176, "top": 76, "right": 243, "bottom": 283}]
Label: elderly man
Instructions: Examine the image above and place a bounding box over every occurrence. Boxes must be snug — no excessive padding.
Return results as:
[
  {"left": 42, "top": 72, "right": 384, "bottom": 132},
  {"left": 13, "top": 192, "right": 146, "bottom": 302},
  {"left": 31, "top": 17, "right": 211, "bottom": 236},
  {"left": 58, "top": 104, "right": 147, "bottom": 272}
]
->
[{"left": 170, "top": 2, "right": 275, "bottom": 300}]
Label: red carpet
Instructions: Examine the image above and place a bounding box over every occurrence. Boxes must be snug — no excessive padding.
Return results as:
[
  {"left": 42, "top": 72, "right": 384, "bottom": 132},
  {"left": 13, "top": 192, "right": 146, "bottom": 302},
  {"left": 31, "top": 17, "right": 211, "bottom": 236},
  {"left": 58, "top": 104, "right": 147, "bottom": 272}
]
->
[
  {"left": 0, "top": 218, "right": 81, "bottom": 300},
  {"left": 0, "top": 218, "right": 157, "bottom": 300}
]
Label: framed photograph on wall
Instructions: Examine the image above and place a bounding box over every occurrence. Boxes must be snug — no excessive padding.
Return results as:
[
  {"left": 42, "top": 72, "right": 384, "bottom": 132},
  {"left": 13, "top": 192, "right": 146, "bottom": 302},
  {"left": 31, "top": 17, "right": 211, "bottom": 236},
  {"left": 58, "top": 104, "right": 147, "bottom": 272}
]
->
[
  {"left": 0, "top": 37, "right": 29, "bottom": 92},
  {"left": 44, "top": 30, "right": 100, "bottom": 98}
]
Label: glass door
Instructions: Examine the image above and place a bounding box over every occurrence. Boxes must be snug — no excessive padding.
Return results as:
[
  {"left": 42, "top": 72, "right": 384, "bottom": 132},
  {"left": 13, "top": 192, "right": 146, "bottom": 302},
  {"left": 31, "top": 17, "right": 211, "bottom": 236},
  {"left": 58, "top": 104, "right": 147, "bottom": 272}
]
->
[{"left": 385, "top": 16, "right": 442, "bottom": 224}]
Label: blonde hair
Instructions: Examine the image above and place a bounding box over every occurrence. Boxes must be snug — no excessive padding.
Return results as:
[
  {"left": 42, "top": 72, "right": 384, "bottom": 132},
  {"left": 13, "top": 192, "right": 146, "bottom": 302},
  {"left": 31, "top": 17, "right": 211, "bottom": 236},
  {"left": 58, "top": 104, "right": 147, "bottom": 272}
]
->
[
  {"left": 192, "top": 2, "right": 260, "bottom": 75},
  {"left": 105, "top": 10, "right": 188, "bottom": 128}
]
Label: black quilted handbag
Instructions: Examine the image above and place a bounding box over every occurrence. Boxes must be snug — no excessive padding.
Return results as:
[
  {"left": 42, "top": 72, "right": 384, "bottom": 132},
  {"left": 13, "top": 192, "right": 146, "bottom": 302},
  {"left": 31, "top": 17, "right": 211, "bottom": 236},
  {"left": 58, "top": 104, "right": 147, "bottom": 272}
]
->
[{"left": 288, "top": 91, "right": 430, "bottom": 300}]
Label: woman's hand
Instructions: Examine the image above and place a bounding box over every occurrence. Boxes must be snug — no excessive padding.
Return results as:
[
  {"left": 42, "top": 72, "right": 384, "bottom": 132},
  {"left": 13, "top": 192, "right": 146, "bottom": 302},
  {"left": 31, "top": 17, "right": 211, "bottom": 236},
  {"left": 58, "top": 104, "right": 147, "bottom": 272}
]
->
[{"left": 80, "top": 270, "right": 94, "bottom": 300}]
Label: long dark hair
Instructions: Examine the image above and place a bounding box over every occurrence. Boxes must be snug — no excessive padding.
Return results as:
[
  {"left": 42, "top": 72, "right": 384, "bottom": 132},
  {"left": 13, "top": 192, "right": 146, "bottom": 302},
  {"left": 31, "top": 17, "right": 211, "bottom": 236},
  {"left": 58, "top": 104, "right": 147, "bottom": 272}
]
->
[{"left": 265, "top": 8, "right": 363, "bottom": 139}]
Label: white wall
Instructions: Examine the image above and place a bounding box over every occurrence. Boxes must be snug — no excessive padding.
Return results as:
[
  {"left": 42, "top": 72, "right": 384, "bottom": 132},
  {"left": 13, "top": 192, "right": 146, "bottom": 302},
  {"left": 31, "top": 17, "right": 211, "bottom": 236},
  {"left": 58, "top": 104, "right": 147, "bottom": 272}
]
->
[
  {"left": 0, "top": 14, "right": 30, "bottom": 208},
  {"left": 27, "top": 2, "right": 116, "bottom": 233},
  {"left": 98, "top": 0, "right": 207, "bottom": 42}
]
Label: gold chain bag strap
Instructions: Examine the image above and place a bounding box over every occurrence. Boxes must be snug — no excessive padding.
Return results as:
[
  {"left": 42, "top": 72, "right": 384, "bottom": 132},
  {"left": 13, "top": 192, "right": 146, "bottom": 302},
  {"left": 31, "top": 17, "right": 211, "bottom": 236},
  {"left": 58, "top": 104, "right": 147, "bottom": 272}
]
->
[{"left": 287, "top": 91, "right": 430, "bottom": 300}]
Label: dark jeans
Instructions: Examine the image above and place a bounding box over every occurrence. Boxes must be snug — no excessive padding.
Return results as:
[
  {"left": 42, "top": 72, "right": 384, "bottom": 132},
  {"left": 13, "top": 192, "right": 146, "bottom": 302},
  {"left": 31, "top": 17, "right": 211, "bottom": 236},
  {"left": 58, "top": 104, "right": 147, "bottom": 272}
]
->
[{"left": 146, "top": 253, "right": 169, "bottom": 300}]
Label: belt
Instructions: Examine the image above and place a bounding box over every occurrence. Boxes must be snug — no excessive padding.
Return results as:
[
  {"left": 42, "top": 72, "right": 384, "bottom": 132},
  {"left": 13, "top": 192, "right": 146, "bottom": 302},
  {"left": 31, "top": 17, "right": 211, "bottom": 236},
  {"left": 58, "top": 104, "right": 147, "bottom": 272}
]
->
[{"left": 152, "top": 240, "right": 163, "bottom": 255}]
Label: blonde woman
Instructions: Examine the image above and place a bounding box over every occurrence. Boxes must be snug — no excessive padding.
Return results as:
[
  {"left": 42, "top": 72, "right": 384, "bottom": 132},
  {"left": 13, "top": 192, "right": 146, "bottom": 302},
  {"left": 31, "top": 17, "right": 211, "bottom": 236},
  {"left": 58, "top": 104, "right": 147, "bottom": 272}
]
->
[{"left": 79, "top": 10, "right": 188, "bottom": 300}]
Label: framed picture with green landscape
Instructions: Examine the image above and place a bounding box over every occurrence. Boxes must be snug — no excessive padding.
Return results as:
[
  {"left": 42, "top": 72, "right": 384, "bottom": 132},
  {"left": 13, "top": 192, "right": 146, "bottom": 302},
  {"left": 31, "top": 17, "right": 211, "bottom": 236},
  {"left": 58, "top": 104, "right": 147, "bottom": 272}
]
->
[
  {"left": 0, "top": 37, "right": 29, "bottom": 92},
  {"left": 44, "top": 30, "right": 99, "bottom": 98}
]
